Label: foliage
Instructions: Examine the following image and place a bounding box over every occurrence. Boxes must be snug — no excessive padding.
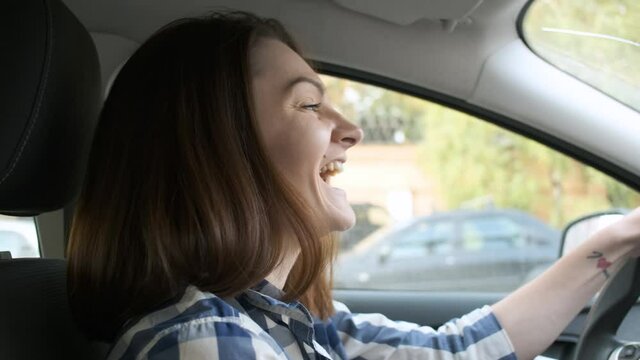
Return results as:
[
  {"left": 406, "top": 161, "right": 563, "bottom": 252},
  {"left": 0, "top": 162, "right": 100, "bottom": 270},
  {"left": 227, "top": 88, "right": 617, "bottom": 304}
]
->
[{"left": 322, "top": 78, "right": 426, "bottom": 144}]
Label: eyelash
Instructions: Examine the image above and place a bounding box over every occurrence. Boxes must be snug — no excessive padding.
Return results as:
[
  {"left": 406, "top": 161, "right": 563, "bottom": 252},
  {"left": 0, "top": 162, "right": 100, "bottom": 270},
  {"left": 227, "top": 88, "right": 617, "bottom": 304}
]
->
[{"left": 302, "top": 103, "right": 321, "bottom": 112}]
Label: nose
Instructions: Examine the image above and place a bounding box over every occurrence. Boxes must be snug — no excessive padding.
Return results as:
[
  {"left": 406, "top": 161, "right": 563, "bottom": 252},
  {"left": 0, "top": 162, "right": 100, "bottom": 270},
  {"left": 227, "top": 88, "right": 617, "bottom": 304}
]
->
[{"left": 330, "top": 110, "right": 364, "bottom": 148}]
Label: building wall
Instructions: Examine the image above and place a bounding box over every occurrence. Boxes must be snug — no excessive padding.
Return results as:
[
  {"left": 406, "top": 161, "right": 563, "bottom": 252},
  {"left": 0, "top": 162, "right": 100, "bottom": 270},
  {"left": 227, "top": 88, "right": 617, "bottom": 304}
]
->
[{"left": 332, "top": 144, "right": 438, "bottom": 221}]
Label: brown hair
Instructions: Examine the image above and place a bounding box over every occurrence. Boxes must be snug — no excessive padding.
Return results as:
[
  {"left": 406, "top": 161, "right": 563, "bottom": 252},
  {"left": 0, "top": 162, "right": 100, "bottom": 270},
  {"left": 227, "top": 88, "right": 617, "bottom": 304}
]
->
[{"left": 67, "top": 12, "right": 336, "bottom": 342}]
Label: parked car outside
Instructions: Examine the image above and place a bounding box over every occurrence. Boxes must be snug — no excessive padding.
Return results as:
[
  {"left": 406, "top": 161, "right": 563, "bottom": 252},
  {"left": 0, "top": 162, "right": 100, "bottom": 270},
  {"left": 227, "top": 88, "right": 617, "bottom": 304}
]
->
[
  {"left": 334, "top": 209, "right": 561, "bottom": 292},
  {"left": 338, "top": 203, "right": 389, "bottom": 251}
]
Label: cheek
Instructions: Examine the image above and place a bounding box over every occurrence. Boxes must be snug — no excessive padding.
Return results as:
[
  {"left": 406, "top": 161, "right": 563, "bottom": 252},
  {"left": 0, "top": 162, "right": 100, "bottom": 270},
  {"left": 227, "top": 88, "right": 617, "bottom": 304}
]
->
[
  {"left": 252, "top": 94, "right": 330, "bottom": 186},
  {"left": 263, "top": 121, "right": 330, "bottom": 179},
  {"left": 268, "top": 131, "right": 322, "bottom": 180}
]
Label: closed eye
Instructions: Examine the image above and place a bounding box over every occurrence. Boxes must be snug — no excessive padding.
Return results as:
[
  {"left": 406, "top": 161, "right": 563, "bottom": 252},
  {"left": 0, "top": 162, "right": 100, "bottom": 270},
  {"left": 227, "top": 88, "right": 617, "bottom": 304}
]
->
[{"left": 302, "top": 103, "right": 321, "bottom": 112}]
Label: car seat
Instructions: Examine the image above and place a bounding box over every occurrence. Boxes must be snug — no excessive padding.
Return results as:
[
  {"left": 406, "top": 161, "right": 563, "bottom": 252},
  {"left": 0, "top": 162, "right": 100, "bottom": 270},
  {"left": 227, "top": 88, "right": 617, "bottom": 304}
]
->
[{"left": 0, "top": 0, "right": 106, "bottom": 358}]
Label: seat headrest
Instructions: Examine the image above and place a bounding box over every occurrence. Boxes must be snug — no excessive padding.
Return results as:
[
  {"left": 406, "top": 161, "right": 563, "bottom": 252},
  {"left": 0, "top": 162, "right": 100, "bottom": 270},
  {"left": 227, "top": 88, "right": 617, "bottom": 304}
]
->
[{"left": 0, "top": 0, "right": 101, "bottom": 216}]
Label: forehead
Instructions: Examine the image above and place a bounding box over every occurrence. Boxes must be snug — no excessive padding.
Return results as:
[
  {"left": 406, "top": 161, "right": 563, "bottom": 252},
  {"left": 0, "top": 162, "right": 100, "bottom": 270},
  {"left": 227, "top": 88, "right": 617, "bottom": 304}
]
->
[{"left": 250, "top": 38, "right": 320, "bottom": 84}]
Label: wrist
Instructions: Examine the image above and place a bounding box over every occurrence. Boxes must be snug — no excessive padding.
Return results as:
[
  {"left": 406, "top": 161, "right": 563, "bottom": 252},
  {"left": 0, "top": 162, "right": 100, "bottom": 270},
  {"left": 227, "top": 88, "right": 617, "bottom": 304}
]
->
[{"left": 593, "top": 225, "right": 635, "bottom": 261}]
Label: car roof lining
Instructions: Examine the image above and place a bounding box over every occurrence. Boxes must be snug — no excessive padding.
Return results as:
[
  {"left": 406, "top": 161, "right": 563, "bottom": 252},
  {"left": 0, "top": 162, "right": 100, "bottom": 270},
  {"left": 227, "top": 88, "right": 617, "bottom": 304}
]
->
[{"left": 65, "top": 0, "right": 520, "bottom": 100}]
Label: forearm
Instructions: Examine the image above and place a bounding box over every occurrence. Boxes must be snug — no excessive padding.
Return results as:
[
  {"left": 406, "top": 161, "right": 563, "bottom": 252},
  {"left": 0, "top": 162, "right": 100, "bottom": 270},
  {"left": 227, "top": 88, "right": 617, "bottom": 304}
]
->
[
  {"left": 332, "top": 301, "right": 516, "bottom": 360},
  {"left": 492, "top": 228, "right": 636, "bottom": 360}
]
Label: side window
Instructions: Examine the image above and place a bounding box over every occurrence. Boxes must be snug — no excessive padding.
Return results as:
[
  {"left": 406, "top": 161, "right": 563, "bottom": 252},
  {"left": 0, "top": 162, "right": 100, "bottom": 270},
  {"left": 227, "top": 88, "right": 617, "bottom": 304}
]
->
[
  {"left": 0, "top": 215, "right": 40, "bottom": 258},
  {"left": 387, "top": 220, "right": 456, "bottom": 259},
  {"left": 461, "top": 216, "right": 526, "bottom": 251},
  {"left": 326, "top": 74, "right": 639, "bottom": 293}
]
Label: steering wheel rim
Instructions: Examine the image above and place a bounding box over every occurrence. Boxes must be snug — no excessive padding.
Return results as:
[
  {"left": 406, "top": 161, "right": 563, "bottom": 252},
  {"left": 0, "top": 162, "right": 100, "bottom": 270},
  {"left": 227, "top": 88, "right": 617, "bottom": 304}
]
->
[{"left": 571, "top": 257, "right": 640, "bottom": 360}]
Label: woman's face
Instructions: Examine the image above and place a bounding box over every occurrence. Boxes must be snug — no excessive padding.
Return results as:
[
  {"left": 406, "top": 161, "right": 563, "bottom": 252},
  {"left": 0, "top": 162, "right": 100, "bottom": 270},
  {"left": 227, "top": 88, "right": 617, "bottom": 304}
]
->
[{"left": 250, "top": 38, "right": 363, "bottom": 232}]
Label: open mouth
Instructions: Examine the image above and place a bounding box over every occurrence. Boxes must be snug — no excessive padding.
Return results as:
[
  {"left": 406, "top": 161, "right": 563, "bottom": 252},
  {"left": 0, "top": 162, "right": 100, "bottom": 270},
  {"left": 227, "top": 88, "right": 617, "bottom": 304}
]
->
[{"left": 319, "top": 160, "right": 344, "bottom": 184}]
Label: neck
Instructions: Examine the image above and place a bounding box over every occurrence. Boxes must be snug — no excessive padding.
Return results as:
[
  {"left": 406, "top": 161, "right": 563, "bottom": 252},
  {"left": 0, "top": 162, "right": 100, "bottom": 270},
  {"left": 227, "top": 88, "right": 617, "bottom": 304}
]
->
[{"left": 265, "top": 247, "right": 300, "bottom": 290}]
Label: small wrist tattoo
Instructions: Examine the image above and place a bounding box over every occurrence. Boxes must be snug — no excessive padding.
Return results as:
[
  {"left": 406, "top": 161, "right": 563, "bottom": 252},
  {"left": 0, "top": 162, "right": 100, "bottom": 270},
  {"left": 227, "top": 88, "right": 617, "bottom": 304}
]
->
[{"left": 587, "top": 251, "right": 612, "bottom": 279}]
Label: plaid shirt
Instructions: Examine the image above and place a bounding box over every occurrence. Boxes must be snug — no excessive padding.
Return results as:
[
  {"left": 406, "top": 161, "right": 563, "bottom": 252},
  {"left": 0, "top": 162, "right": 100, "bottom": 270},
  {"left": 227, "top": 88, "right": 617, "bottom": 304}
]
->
[{"left": 107, "top": 281, "right": 516, "bottom": 359}]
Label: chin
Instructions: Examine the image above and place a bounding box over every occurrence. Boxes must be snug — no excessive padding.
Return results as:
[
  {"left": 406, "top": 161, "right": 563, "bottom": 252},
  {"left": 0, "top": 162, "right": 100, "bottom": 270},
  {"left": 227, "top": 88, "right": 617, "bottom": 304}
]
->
[{"left": 329, "top": 208, "right": 356, "bottom": 232}]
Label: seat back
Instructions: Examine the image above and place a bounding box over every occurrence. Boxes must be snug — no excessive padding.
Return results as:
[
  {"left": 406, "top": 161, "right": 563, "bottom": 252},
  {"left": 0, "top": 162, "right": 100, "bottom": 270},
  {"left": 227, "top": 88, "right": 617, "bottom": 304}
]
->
[
  {"left": 0, "top": 0, "right": 104, "bottom": 358},
  {"left": 0, "top": 259, "right": 109, "bottom": 359}
]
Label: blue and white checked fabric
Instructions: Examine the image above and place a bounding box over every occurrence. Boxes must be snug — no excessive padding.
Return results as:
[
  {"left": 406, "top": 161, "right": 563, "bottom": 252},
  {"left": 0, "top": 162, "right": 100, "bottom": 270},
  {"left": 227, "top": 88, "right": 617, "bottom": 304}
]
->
[{"left": 107, "top": 281, "right": 516, "bottom": 359}]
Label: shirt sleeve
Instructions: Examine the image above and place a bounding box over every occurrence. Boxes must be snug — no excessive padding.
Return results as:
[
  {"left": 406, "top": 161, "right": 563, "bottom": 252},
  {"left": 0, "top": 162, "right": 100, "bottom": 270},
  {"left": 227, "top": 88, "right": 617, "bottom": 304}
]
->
[
  {"left": 137, "top": 318, "right": 288, "bottom": 360},
  {"left": 331, "top": 301, "right": 517, "bottom": 360}
]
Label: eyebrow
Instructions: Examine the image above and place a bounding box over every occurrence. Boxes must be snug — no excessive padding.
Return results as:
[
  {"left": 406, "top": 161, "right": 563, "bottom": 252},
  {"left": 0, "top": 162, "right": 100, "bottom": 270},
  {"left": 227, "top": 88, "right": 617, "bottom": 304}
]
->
[{"left": 284, "top": 76, "right": 325, "bottom": 96}]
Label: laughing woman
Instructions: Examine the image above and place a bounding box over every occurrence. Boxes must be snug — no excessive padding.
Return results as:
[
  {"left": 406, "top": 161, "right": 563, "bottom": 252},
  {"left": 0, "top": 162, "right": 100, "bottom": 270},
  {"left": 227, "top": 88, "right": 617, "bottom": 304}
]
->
[{"left": 67, "top": 12, "right": 640, "bottom": 360}]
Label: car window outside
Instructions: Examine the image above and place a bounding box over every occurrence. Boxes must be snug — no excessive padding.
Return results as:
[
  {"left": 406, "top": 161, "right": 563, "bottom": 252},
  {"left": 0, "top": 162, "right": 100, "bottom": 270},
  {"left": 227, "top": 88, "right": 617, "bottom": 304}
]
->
[
  {"left": 0, "top": 215, "right": 40, "bottom": 258},
  {"left": 325, "top": 74, "right": 640, "bottom": 292},
  {"left": 461, "top": 216, "right": 524, "bottom": 251},
  {"left": 522, "top": 0, "right": 639, "bottom": 111},
  {"left": 387, "top": 220, "right": 455, "bottom": 259}
]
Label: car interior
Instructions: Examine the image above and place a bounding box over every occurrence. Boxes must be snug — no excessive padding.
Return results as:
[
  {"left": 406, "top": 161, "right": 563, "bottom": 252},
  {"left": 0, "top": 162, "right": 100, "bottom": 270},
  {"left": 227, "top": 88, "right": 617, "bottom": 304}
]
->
[{"left": 1, "top": 0, "right": 639, "bottom": 359}]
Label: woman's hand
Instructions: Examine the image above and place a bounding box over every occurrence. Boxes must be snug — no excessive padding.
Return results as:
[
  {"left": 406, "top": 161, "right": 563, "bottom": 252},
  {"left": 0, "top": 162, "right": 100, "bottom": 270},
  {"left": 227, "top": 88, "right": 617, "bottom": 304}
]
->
[
  {"left": 603, "top": 207, "right": 640, "bottom": 258},
  {"left": 492, "top": 206, "right": 640, "bottom": 360}
]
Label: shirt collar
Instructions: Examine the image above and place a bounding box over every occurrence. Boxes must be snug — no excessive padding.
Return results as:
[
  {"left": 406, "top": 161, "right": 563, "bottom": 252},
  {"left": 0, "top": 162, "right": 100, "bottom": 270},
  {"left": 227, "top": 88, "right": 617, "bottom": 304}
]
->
[
  {"left": 236, "top": 279, "right": 314, "bottom": 326},
  {"left": 250, "top": 279, "right": 286, "bottom": 300}
]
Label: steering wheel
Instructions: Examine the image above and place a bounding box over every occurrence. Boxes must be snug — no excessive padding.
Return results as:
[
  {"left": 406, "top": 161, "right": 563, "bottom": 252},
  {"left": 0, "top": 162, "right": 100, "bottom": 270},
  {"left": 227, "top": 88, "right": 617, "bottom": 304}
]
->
[{"left": 571, "top": 257, "right": 640, "bottom": 360}]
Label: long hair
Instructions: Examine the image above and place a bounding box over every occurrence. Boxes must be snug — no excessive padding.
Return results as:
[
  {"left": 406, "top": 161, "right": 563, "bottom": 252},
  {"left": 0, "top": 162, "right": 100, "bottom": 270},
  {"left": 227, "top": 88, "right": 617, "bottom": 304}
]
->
[{"left": 67, "top": 12, "right": 336, "bottom": 342}]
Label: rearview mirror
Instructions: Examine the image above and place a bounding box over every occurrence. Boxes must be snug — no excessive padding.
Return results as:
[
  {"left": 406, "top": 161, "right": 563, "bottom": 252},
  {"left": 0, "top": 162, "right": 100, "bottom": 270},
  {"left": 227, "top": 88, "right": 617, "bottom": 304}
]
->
[{"left": 561, "top": 211, "right": 626, "bottom": 257}]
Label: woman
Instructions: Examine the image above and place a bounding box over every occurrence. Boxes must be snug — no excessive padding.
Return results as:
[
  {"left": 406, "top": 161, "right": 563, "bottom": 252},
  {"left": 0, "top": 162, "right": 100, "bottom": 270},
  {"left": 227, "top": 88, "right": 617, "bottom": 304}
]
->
[{"left": 67, "top": 12, "right": 640, "bottom": 360}]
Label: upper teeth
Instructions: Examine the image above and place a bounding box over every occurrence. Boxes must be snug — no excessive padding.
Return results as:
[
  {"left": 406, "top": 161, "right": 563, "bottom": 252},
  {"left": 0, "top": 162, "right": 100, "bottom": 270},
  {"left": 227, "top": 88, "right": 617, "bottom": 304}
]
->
[{"left": 320, "top": 161, "right": 344, "bottom": 175}]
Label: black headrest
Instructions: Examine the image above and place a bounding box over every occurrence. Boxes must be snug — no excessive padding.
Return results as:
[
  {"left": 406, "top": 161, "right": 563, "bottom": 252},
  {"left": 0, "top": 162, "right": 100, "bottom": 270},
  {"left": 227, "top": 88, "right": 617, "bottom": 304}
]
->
[{"left": 0, "top": 0, "right": 101, "bottom": 216}]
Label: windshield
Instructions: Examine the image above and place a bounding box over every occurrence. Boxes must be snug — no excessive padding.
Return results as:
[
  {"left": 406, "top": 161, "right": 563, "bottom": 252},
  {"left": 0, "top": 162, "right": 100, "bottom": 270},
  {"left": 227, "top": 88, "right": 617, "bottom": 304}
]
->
[{"left": 521, "top": 0, "right": 640, "bottom": 112}]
